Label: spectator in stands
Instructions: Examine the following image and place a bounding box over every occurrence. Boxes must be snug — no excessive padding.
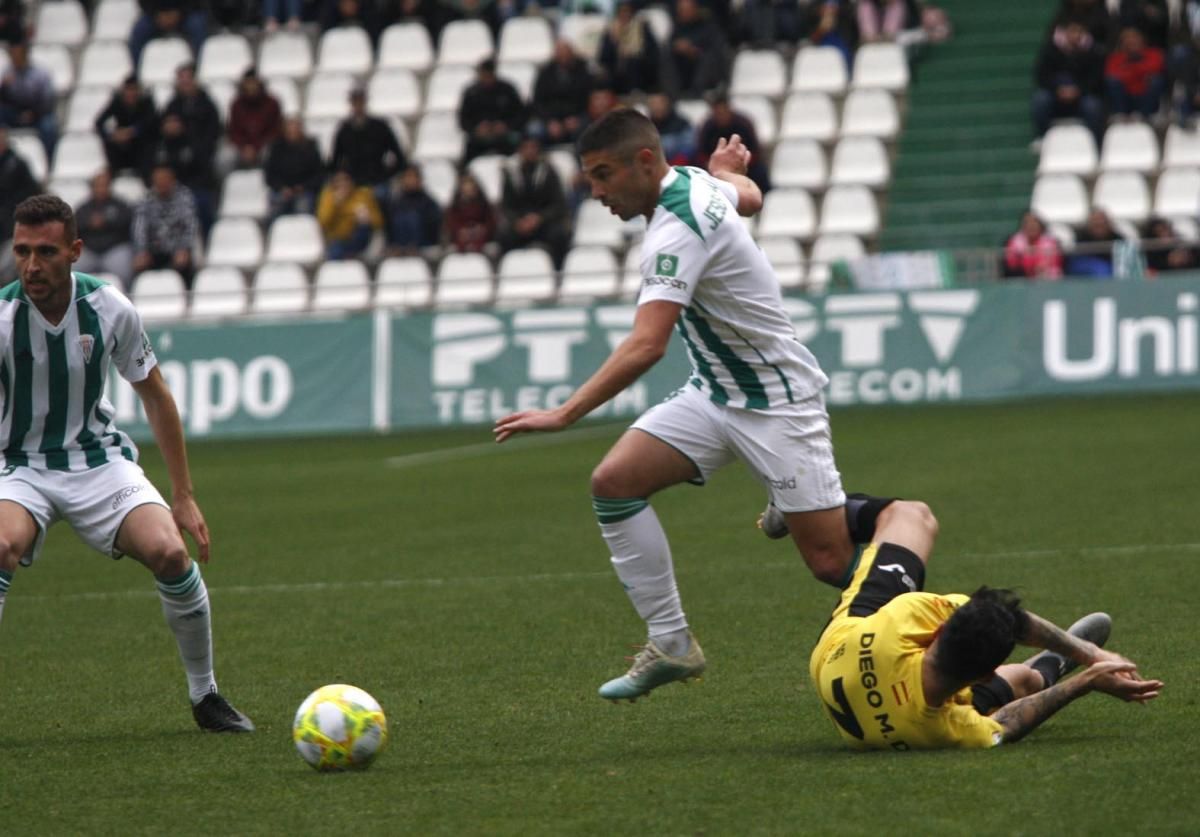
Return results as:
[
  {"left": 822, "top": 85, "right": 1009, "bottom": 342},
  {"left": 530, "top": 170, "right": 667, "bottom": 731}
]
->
[
  {"left": 317, "top": 169, "right": 384, "bottom": 260},
  {"left": 263, "top": 0, "right": 303, "bottom": 32},
  {"left": 1032, "top": 21, "right": 1106, "bottom": 144},
  {"left": 695, "top": 93, "right": 771, "bottom": 192},
  {"left": 129, "top": 1, "right": 210, "bottom": 68},
  {"left": 1003, "top": 212, "right": 1063, "bottom": 280},
  {"left": 0, "top": 0, "right": 25, "bottom": 45},
  {"left": 0, "top": 41, "right": 57, "bottom": 158},
  {"left": 1117, "top": 0, "right": 1168, "bottom": 50},
  {"left": 96, "top": 77, "right": 160, "bottom": 176},
  {"left": 155, "top": 63, "right": 221, "bottom": 235},
  {"left": 1104, "top": 26, "right": 1166, "bottom": 120},
  {"left": 0, "top": 126, "right": 40, "bottom": 277},
  {"left": 857, "top": 0, "right": 916, "bottom": 43},
  {"left": 1068, "top": 208, "right": 1119, "bottom": 277},
  {"left": 804, "top": 0, "right": 859, "bottom": 70},
  {"left": 740, "top": 0, "right": 804, "bottom": 46},
  {"left": 132, "top": 164, "right": 199, "bottom": 287},
  {"left": 75, "top": 170, "right": 135, "bottom": 284},
  {"left": 669, "top": 0, "right": 730, "bottom": 99},
  {"left": 498, "top": 136, "right": 570, "bottom": 267},
  {"left": 1143, "top": 217, "right": 1200, "bottom": 274},
  {"left": 443, "top": 173, "right": 496, "bottom": 253},
  {"left": 265, "top": 116, "right": 325, "bottom": 219},
  {"left": 647, "top": 92, "right": 696, "bottom": 165},
  {"left": 598, "top": 1, "right": 661, "bottom": 95},
  {"left": 330, "top": 88, "right": 407, "bottom": 199},
  {"left": 228, "top": 69, "right": 283, "bottom": 169},
  {"left": 532, "top": 41, "right": 595, "bottom": 146},
  {"left": 459, "top": 59, "right": 527, "bottom": 163},
  {"left": 1054, "top": 0, "right": 1112, "bottom": 46},
  {"left": 386, "top": 165, "right": 443, "bottom": 256}
]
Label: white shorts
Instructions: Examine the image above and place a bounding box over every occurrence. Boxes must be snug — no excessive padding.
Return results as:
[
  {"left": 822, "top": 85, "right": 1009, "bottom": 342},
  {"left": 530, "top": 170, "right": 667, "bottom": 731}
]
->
[
  {"left": 631, "top": 384, "right": 846, "bottom": 513},
  {"left": 0, "top": 459, "right": 168, "bottom": 566}
]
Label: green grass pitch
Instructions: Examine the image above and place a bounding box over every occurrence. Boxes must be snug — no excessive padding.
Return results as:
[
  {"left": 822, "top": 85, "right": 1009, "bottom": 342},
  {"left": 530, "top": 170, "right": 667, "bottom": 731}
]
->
[{"left": 1, "top": 393, "right": 1197, "bottom": 835}]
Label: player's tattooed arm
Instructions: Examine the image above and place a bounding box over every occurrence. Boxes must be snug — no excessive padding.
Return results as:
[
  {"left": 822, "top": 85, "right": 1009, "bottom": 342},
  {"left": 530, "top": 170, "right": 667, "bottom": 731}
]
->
[
  {"left": 992, "top": 676, "right": 1090, "bottom": 743},
  {"left": 1020, "top": 612, "right": 1103, "bottom": 667}
]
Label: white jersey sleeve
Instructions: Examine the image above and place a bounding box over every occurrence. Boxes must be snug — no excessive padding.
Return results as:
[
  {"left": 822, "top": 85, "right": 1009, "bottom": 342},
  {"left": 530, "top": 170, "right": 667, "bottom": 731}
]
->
[
  {"left": 637, "top": 218, "right": 710, "bottom": 308},
  {"left": 105, "top": 288, "right": 157, "bottom": 384}
]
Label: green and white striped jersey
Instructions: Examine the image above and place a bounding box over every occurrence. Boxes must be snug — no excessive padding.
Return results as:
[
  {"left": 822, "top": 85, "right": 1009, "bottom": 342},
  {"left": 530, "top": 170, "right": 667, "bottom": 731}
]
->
[
  {"left": 639, "top": 166, "right": 827, "bottom": 410},
  {"left": 0, "top": 271, "right": 155, "bottom": 471}
]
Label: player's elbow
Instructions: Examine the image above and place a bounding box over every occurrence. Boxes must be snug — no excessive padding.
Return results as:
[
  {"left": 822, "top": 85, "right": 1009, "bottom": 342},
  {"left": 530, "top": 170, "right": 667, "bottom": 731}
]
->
[{"left": 738, "top": 190, "right": 763, "bottom": 217}]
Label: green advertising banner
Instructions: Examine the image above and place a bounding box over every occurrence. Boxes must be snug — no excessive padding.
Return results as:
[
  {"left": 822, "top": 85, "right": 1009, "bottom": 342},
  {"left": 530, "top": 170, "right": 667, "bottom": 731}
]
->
[{"left": 113, "top": 276, "right": 1200, "bottom": 438}]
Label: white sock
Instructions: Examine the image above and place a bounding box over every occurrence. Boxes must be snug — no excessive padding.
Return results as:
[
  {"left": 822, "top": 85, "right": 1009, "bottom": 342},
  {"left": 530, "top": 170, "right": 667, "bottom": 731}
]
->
[
  {"left": 594, "top": 498, "right": 689, "bottom": 646},
  {"left": 0, "top": 569, "right": 10, "bottom": 625},
  {"left": 156, "top": 562, "right": 218, "bottom": 704}
]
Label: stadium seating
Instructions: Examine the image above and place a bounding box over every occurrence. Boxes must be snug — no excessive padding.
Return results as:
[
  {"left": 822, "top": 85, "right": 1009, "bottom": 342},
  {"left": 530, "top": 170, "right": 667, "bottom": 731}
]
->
[
  {"left": 313, "top": 261, "right": 373, "bottom": 311},
  {"left": 437, "top": 20, "right": 494, "bottom": 67},
  {"left": 266, "top": 215, "right": 324, "bottom": 266},
  {"left": 217, "top": 168, "right": 270, "bottom": 220},
  {"left": 819, "top": 186, "right": 880, "bottom": 237},
  {"left": 304, "top": 73, "right": 356, "bottom": 121},
  {"left": 497, "top": 61, "right": 537, "bottom": 103},
  {"left": 1098, "top": 123, "right": 1159, "bottom": 174},
  {"left": 572, "top": 200, "right": 626, "bottom": 249},
  {"left": 206, "top": 218, "right": 264, "bottom": 269},
  {"left": 560, "top": 246, "right": 620, "bottom": 299},
  {"left": 131, "top": 270, "right": 188, "bottom": 321},
  {"left": 112, "top": 173, "right": 146, "bottom": 205},
  {"left": 413, "top": 112, "right": 465, "bottom": 163},
  {"left": 840, "top": 90, "right": 900, "bottom": 140},
  {"left": 809, "top": 233, "right": 866, "bottom": 291},
  {"left": 31, "top": 44, "right": 74, "bottom": 92},
  {"left": 266, "top": 76, "right": 301, "bottom": 116},
  {"left": 779, "top": 92, "right": 838, "bottom": 143},
  {"left": 93, "top": 0, "right": 138, "bottom": 42},
  {"left": 378, "top": 23, "right": 434, "bottom": 73},
  {"left": 758, "top": 189, "right": 817, "bottom": 240},
  {"left": 33, "top": 1, "right": 90, "bottom": 47},
  {"left": 758, "top": 237, "right": 805, "bottom": 288},
  {"left": 558, "top": 13, "right": 606, "bottom": 61},
  {"left": 1031, "top": 174, "right": 1089, "bottom": 225},
  {"left": 1154, "top": 168, "right": 1200, "bottom": 218},
  {"left": 496, "top": 248, "right": 557, "bottom": 304},
  {"left": 1163, "top": 125, "right": 1200, "bottom": 169},
  {"left": 251, "top": 262, "right": 309, "bottom": 314},
  {"left": 79, "top": 40, "right": 133, "bottom": 90},
  {"left": 317, "top": 25, "right": 374, "bottom": 76},
  {"left": 1038, "top": 125, "right": 1098, "bottom": 177},
  {"left": 791, "top": 47, "right": 848, "bottom": 95},
  {"left": 621, "top": 241, "right": 644, "bottom": 296},
  {"left": 425, "top": 64, "right": 476, "bottom": 113},
  {"left": 731, "top": 51, "right": 788, "bottom": 100},
  {"left": 1092, "top": 172, "right": 1150, "bottom": 223},
  {"left": 51, "top": 132, "right": 106, "bottom": 181},
  {"left": 435, "top": 252, "right": 494, "bottom": 307},
  {"left": 139, "top": 38, "right": 192, "bottom": 86},
  {"left": 367, "top": 69, "right": 422, "bottom": 119},
  {"left": 730, "top": 95, "right": 777, "bottom": 146},
  {"left": 466, "top": 154, "right": 505, "bottom": 204},
  {"left": 829, "top": 137, "right": 890, "bottom": 188},
  {"left": 376, "top": 257, "right": 433, "bottom": 308},
  {"left": 771, "top": 140, "right": 827, "bottom": 191},
  {"left": 198, "top": 33, "right": 254, "bottom": 85},
  {"left": 49, "top": 177, "right": 89, "bottom": 208},
  {"left": 10, "top": 132, "right": 49, "bottom": 182},
  {"left": 851, "top": 43, "right": 909, "bottom": 91},
  {"left": 258, "top": 32, "right": 313, "bottom": 79},
  {"left": 191, "top": 266, "right": 249, "bottom": 318},
  {"left": 497, "top": 16, "right": 554, "bottom": 66}
]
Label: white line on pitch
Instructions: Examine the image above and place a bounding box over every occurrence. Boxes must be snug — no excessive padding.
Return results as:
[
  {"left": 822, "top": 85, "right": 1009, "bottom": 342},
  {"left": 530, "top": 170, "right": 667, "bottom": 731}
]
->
[
  {"left": 382, "top": 422, "right": 626, "bottom": 469},
  {"left": 15, "top": 542, "right": 1200, "bottom": 603}
]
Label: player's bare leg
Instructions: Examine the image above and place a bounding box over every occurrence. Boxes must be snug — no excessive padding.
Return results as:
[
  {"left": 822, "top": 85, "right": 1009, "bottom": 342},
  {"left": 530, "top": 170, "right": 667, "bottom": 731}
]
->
[
  {"left": 0, "top": 501, "right": 39, "bottom": 626},
  {"left": 591, "top": 429, "right": 708, "bottom": 701},
  {"left": 117, "top": 504, "right": 253, "bottom": 732}
]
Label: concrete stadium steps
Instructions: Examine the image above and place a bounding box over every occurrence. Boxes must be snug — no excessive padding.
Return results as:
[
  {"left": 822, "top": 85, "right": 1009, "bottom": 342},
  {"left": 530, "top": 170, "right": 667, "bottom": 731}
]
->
[{"left": 880, "top": 0, "right": 1052, "bottom": 253}]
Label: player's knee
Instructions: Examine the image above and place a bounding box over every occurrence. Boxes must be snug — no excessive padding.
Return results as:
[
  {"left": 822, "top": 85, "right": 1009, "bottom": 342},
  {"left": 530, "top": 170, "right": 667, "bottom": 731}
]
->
[
  {"left": 880, "top": 500, "right": 939, "bottom": 539},
  {"left": 0, "top": 536, "right": 23, "bottom": 572},
  {"left": 906, "top": 501, "right": 939, "bottom": 540},
  {"left": 590, "top": 461, "right": 629, "bottom": 498},
  {"left": 141, "top": 537, "right": 190, "bottom": 578},
  {"left": 802, "top": 543, "right": 854, "bottom": 587}
]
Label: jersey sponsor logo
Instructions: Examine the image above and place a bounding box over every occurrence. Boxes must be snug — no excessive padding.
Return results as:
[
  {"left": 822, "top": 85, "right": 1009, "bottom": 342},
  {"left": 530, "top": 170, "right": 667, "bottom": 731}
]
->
[
  {"left": 654, "top": 253, "right": 679, "bottom": 278},
  {"left": 644, "top": 275, "right": 688, "bottom": 291},
  {"left": 702, "top": 186, "right": 727, "bottom": 230},
  {"left": 111, "top": 484, "right": 145, "bottom": 510},
  {"left": 78, "top": 334, "right": 95, "bottom": 364},
  {"left": 877, "top": 562, "right": 918, "bottom": 592}
]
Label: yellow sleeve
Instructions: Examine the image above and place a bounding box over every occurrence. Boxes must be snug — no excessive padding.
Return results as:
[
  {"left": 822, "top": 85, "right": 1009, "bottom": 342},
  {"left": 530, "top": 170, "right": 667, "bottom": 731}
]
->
[{"left": 938, "top": 704, "right": 1004, "bottom": 749}]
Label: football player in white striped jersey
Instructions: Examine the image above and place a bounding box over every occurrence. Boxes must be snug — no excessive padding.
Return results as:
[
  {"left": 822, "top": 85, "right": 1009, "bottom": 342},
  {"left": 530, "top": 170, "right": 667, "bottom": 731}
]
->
[
  {"left": 0, "top": 195, "right": 252, "bottom": 732},
  {"left": 495, "top": 109, "right": 911, "bottom": 701}
]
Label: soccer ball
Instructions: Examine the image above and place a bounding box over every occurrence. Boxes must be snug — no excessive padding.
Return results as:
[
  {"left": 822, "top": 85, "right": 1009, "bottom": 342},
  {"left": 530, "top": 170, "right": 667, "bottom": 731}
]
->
[{"left": 292, "top": 684, "right": 388, "bottom": 772}]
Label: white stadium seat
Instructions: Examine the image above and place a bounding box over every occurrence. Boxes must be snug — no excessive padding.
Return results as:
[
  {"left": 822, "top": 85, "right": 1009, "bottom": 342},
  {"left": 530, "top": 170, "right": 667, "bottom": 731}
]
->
[
  {"left": 1047, "top": 222, "right": 1076, "bottom": 249},
  {"left": 852, "top": 43, "right": 909, "bottom": 91},
  {"left": 305, "top": 117, "right": 341, "bottom": 160},
  {"left": 497, "top": 61, "right": 536, "bottom": 103},
  {"left": 132, "top": 270, "right": 188, "bottom": 321},
  {"left": 112, "top": 173, "right": 146, "bottom": 205},
  {"left": 139, "top": 38, "right": 192, "bottom": 87},
  {"left": 438, "top": 19, "right": 494, "bottom": 67},
  {"left": 640, "top": 6, "right": 672, "bottom": 43},
  {"left": 1038, "top": 124, "right": 1098, "bottom": 177},
  {"left": 1092, "top": 171, "right": 1150, "bottom": 223},
  {"left": 313, "top": 261, "right": 372, "bottom": 311},
  {"left": 497, "top": 16, "right": 555, "bottom": 65},
  {"left": 317, "top": 25, "right": 374, "bottom": 76},
  {"left": 545, "top": 147, "right": 579, "bottom": 196},
  {"left": 730, "top": 95, "right": 777, "bottom": 147},
  {"left": 251, "top": 262, "right": 309, "bottom": 314},
  {"left": 758, "top": 236, "right": 805, "bottom": 288},
  {"left": 779, "top": 92, "right": 837, "bottom": 142},
  {"left": 198, "top": 33, "right": 254, "bottom": 85},
  {"left": 191, "top": 266, "right": 248, "bottom": 318},
  {"left": 378, "top": 23, "right": 434, "bottom": 73},
  {"left": 1099, "top": 122, "right": 1159, "bottom": 173},
  {"left": 573, "top": 200, "right": 626, "bottom": 249},
  {"left": 258, "top": 32, "right": 313, "bottom": 80},
  {"left": 731, "top": 50, "right": 788, "bottom": 100},
  {"left": 771, "top": 140, "right": 827, "bottom": 191},
  {"left": 496, "top": 248, "right": 557, "bottom": 304},
  {"left": 435, "top": 252, "right": 494, "bottom": 307},
  {"left": 51, "top": 132, "right": 106, "bottom": 181},
  {"left": 49, "top": 178, "right": 89, "bottom": 208},
  {"left": 1172, "top": 217, "right": 1200, "bottom": 241},
  {"left": 1163, "top": 125, "right": 1200, "bottom": 169},
  {"left": 10, "top": 132, "right": 49, "bottom": 182},
  {"left": 425, "top": 64, "right": 476, "bottom": 113},
  {"left": 557, "top": 13, "right": 607, "bottom": 62},
  {"left": 758, "top": 189, "right": 817, "bottom": 240},
  {"left": 266, "top": 215, "right": 324, "bottom": 266},
  {"left": 560, "top": 246, "right": 619, "bottom": 299},
  {"left": 206, "top": 218, "right": 264, "bottom": 269},
  {"left": 1154, "top": 168, "right": 1200, "bottom": 218},
  {"left": 419, "top": 158, "right": 458, "bottom": 207},
  {"left": 840, "top": 89, "right": 900, "bottom": 139},
  {"left": 266, "top": 77, "right": 301, "bottom": 117},
  {"left": 94, "top": 0, "right": 139, "bottom": 41},
  {"left": 467, "top": 154, "right": 505, "bottom": 204},
  {"left": 791, "top": 47, "right": 847, "bottom": 95},
  {"left": 1030, "top": 174, "right": 1089, "bottom": 225},
  {"left": 819, "top": 186, "right": 880, "bottom": 237},
  {"left": 376, "top": 257, "right": 433, "bottom": 308},
  {"left": 367, "top": 69, "right": 422, "bottom": 119},
  {"left": 79, "top": 40, "right": 133, "bottom": 90},
  {"left": 829, "top": 137, "right": 891, "bottom": 188},
  {"left": 207, "top": 79, "right": 236, "bottom": 122},
  {"left": 304, "top": 72, "right": 356, "bottom": 121},
  {"left": 31, "top": 44, "right": 74, "bottom": 92},
  {"left": 809, "top": 234, "right": 865, "bottom": 291},
  {"left": 33, "top": 1, "right": 89, "bottom": 47},
  {"left": 413, "top": 112, "right": 465, "bottom": 163}
]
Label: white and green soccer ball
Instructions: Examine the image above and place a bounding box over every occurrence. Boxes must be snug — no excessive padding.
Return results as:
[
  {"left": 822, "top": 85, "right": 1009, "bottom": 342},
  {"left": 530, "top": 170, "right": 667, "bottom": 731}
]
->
[{"left": 292, "top": 684, "right": 388, "bottom": 772}]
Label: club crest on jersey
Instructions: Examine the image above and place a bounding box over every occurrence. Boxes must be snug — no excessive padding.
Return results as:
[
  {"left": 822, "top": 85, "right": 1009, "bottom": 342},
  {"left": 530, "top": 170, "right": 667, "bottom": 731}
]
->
[
  {"left": 655, "top": 253, "right": 679, "bottom": 277},
  {"left": 78, "top": 334, "right": 94, "bottom": 363}
]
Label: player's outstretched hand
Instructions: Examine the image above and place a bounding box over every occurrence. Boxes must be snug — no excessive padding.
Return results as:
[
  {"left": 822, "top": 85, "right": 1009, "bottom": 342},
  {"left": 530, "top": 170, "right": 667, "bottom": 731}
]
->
[
  {"left": 708, "top": 134, "right": 751, "bottom": 177},
  {"left": 173, "top": 495, "right": 211, "bottom": 563},
  {"left": 1090, "top": 646, "right": 1141, "bottom": 679},
  {"left": 1084, "top": 661, "right": 1163, "bottom": 704},
  {"left": 494, "top": 408, "right": 571, "bottom": 443}
]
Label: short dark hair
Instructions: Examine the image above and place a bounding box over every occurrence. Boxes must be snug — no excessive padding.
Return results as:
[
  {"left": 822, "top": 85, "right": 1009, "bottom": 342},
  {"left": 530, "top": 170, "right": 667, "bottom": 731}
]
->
[
  {"left": 935, "top": 587, "right": 1028, "bottom": 683},
  {"left": 14, "top": 194, "right": 77, "bottom": 242},
  {"left": 577, "top": 107, "right": 663, "bottom": 162}
]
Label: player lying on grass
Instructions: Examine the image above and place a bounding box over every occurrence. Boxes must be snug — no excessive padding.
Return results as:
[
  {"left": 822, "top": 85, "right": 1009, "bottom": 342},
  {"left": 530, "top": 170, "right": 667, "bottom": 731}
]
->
[
  {"left": 0, "top": 195, "right": 252, "bottom": 733},
  {"left": 810, "top": 499, "right": 1162, "bottom": 749},
  {"left": 494, "top": 108, "right": 900, "bottom": 703}
]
